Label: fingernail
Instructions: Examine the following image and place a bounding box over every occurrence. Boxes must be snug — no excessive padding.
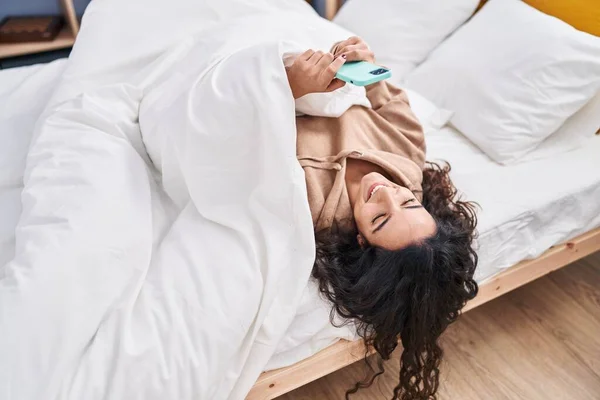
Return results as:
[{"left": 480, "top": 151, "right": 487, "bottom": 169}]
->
[{"left": 341, "top": 54, "right": 347, "bottom": 59}]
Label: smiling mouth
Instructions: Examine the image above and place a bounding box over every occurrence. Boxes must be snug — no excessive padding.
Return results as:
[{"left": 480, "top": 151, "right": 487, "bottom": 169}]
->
[{"left": 367, "top": 183, "right": 388, "bottom": 201}]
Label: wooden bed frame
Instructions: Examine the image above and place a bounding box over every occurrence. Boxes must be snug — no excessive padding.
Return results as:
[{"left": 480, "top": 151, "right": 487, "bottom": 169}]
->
[{"left": 246, "top": 1, "right": 600, "bottom": 399}]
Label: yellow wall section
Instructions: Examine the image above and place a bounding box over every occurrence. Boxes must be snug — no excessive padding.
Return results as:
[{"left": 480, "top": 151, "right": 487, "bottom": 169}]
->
[
  {"left": 477, "top": 0, "right": 599, "bottom": 36},
  {"left": 523, "top": 0, "right": 600, "bottom": 36}
]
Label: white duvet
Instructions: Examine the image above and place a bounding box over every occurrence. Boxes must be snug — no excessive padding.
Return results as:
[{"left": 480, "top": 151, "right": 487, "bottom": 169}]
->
[{"left": 0, "top": 1, "right": 357, "bottom": 399}]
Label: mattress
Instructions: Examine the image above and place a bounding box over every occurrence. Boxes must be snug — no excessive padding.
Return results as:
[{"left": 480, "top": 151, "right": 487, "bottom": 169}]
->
[{"left": 2, "top": 60, "right": 600, "bottom": 372}]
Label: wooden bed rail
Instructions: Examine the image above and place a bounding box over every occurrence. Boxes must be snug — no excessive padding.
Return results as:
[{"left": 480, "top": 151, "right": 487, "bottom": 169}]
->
[
  {"left": 247, "top": 226, "right": 600, "bottom": 400},
  {"left": 463, "top": 227, "right": 600, "bottom": 312}
]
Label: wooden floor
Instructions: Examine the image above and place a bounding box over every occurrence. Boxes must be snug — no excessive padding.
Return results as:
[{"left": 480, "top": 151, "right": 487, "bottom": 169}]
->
[{"left": 278, "top": 251, "right": 600, "bottom": 400}]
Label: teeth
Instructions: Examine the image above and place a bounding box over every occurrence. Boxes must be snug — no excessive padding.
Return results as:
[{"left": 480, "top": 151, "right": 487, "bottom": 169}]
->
[{"left": 369, "top": 184, "right": 386, "bottom": 199}]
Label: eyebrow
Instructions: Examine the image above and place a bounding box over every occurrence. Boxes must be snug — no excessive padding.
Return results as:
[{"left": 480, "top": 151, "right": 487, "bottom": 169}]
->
[{"left": 371, "top": 205, "right": 425, "bottom": 234}]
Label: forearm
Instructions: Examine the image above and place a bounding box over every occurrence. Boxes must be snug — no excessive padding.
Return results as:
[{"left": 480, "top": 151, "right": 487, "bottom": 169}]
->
[
  {"left": 368, "top": 82, "right": 424, "bottom": 140},
  {"left": 365, "top": 80, "right": 393, "bottom": 111}
]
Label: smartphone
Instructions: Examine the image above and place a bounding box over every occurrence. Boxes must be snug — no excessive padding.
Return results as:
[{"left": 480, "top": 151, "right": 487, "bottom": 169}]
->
[{"left": 335, "top": 61, "right": 391, "bottom": 86}]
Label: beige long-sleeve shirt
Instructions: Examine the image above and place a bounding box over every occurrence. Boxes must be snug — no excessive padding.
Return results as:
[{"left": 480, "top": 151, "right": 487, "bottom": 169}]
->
[{"left": 296, "top": 81, "right": 426, "bottom": 232}]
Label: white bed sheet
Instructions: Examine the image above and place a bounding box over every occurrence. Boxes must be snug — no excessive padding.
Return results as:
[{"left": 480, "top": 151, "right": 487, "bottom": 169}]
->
[
  {"left": 425, "top": 126, "right": 600, "bottom": 282},
  {"left": 2, "top": 60, "right": 600, "bottom": 374}
]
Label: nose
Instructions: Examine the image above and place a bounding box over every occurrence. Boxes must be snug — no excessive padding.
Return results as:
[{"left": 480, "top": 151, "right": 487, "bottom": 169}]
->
[{"left": 378, "top": 186, "right": 400, "bottom": 208}]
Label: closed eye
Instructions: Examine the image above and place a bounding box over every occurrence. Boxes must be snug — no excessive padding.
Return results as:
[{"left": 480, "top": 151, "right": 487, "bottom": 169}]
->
[
  {"left": 372, "top": 215, "right": 391, "bottom": 233},
  {"left": 371, "top": 213, "right": 386, "bottom": 224},
  {"left": 402, "top": 198, "right": 423, "bottom": 210}
]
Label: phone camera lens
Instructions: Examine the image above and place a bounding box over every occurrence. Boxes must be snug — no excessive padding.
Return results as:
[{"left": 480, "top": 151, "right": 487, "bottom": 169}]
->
[{"left": 369, "top": 68, "right": 388, "bottom": 75}]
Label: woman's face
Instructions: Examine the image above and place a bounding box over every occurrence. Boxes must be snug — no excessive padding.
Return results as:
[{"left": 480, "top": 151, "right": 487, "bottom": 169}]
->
[{"left": 353, "top": 172, "right": 436, "bottom": 250}]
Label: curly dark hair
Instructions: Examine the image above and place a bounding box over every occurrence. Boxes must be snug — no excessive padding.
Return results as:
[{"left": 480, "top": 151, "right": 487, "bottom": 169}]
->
[{"left": 312, "top": 162, "right": 479, "bottom": 400}]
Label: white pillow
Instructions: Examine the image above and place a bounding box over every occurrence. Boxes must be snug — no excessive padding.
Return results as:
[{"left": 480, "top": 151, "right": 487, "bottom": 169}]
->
[
  {"left": 404, "top": 88, "right": 454, "bottom": 134},
  {"left": 521, "top": 91, "right": 600, "bottom": 162},
  {"left": 405, "top": 0, "right": 600, "bottom": 164},
  {"left": 333, "top": 0, "right": 479, "bottom": 81}
]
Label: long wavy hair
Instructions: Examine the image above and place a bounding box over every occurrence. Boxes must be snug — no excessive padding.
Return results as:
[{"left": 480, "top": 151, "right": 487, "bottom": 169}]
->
[{"left": 312, "top": 162, "right": 479, "bottom": 400}]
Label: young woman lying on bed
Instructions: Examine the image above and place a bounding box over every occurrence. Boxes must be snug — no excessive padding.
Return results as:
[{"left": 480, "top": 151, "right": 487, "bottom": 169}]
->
[{"left": 287, "top": 36, "right": 479, "bottom": 400}]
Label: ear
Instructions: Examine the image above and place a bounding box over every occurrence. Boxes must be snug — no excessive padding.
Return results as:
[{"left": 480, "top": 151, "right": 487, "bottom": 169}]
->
[{"left": 357, "top": 234, "right": 366, "bottom": 249}]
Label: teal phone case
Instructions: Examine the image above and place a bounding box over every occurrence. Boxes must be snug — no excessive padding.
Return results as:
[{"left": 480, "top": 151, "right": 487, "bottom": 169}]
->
[{"left": 335, "top": 61, "right": 392, "bottom": 86}]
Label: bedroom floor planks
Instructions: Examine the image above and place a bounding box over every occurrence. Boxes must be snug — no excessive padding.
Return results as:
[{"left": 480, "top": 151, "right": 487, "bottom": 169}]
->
[{"left": 278, "top": 251, "right": 600, "bottom": 400}]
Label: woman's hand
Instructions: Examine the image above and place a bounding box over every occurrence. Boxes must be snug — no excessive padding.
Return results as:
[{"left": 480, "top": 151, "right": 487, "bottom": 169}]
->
[
  {"left": 286, "top": 49, "right": 346, "bottom": 99},
  {"left": 331, "top": 36, "right": 375, "bottom": 63}
]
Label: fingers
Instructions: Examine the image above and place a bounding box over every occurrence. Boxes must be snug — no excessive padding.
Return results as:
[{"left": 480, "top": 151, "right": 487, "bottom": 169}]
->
[
  {"left": 325, "top": 78, "right": 346, "bottom": 92},
  {"left": 321, "top": 55, "right": 346, "bottom": 84},
  {"left": 335, "top": 44, "right": 374, "bottom": 62},
  {"left": 330, "top": 42, "right": 341, "bottom": 55},
  {"left": 316, "top": 52, "right": 334, "bottom": 70},
  {"left": 331, "top": 36, "right": 374, "bottom": 62},
  {"left": 299, "top": 49, "right": 315, "bottom": 61},
  {"left": 344, "top": 36, "right": 362, "bottom": 46},
  {"left": 289, "top": 48, "right": 346, "bottom": 97},
  {"left": 332, "top": 36, "right": 365, "bottom": 54},
  {"left": 307, "top": 50, "right": 325, "bottom": 62},
  {"left": 332, "top": 36, "right": 361, "bottom": 51}
]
